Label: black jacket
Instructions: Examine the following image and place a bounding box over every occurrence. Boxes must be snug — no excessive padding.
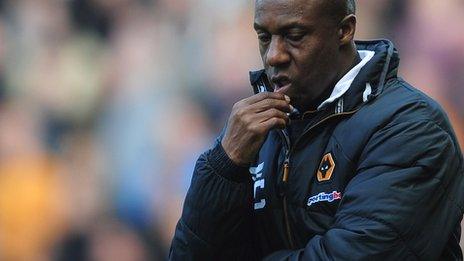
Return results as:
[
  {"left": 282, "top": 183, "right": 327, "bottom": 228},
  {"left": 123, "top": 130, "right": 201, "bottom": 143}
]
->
[{"left": 170, "top": 40, "right": 464, "bottom": 260}]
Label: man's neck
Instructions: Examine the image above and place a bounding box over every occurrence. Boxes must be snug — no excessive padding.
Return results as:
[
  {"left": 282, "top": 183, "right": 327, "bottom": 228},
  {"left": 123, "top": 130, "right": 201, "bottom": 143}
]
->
[
  {"left": 340, "top": 47, "right": 362, "bottom": 83},
  {"left": 302, "top": 48, "right": 361, "bottom": 113}
]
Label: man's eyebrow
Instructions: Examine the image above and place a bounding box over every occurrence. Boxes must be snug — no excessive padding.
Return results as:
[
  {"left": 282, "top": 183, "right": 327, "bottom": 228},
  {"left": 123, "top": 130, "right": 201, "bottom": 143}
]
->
[
  {"left": 279, "top": 23, "right": 309, "bottom": 31},
  {"left": 253, "top": 22, "right": 310, "bottom": 32}
]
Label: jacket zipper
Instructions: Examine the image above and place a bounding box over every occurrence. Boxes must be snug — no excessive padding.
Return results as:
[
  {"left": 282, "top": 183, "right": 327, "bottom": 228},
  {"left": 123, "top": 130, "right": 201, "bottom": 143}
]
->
[
  {"left": 278, "top": 129, "right": 294, "bottom": 249},
  {"left": 278, "top": 108, "right": 359, "bottom": 249}
]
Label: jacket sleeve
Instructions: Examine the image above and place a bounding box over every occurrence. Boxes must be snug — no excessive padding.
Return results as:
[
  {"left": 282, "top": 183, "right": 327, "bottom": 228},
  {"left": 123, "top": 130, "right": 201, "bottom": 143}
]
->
[
  {"left": 169, "top": 139, "right": 256, "bottom": 260},
  {"left": 265, "top": 120, "right": 464, "bottom": 261}
]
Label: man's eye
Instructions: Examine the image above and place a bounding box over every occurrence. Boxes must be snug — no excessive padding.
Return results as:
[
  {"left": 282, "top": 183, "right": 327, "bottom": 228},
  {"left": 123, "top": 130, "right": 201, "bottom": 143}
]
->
[
  {"left": 286, "top": 33, "right": 305, "bottom": 42},
  {"left": 258, "top": 34, "right": 271, "bottom": 44}
]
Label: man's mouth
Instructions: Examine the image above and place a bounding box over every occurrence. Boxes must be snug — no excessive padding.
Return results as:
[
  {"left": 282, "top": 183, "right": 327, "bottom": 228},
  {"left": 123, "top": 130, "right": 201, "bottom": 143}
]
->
[{"left": 271, "top": 75, "right": 292, "bottom": 93}]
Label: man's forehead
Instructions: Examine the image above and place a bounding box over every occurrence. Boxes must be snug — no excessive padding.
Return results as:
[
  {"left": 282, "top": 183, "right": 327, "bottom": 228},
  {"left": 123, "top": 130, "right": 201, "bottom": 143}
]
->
[{"left": 254, "top": 0, "right": 323, "bottom": 19}]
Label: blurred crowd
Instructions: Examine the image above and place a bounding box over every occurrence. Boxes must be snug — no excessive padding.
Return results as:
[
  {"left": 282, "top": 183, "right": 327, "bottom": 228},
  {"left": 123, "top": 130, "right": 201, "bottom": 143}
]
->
[{"left": 0, "top": 0, "right": 462, "bottom": 260}]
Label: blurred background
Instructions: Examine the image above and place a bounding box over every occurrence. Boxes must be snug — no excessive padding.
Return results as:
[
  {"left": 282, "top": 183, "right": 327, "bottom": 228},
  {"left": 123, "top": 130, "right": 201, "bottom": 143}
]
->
[{"left": 0, "top": 0, "right": 462, "bottom": 260}]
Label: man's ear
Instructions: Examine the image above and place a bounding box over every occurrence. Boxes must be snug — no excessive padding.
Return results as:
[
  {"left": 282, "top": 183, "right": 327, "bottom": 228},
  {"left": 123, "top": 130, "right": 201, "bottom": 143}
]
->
[{"left": 338, "top": 14, "right": 356, "bottom": 46}]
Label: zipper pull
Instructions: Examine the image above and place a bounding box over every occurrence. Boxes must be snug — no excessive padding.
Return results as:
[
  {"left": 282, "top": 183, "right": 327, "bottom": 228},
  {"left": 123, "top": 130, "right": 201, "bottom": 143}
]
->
[
  {"left": 279, "top": 157, "right": 290, "bottom": 197},
  {"left": 283, "top": 161, "right": 290, "bottom": 183}
]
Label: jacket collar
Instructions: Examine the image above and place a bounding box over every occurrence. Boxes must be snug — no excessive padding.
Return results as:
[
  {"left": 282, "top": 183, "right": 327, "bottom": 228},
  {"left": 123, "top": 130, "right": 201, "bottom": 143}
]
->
[
  {"left": 249, "top": 39, "right": 399, "bottom": 114},
  {"left": 317, "top": 50, "right": 375, "bottom": 110},
  {"left": 341, "top": 39, "right": 399, "bottom": 112}
]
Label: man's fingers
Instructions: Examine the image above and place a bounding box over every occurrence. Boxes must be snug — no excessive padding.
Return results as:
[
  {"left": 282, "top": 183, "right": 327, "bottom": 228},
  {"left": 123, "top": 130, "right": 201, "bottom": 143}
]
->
[
  {"left": 244, "top": 109, "right": 288, "bottom": 135},
  {"left": 253, "top": 108, "right": 289, "bottom": 124},
  {"left": 243, "top": 92, "right": 290, "bottom": 105},
  {"left": 260, "top": 117, "right": 287, "bottom": 131},
  {"left": 250, "top": 98, "right": 292, "bottom": 113}
]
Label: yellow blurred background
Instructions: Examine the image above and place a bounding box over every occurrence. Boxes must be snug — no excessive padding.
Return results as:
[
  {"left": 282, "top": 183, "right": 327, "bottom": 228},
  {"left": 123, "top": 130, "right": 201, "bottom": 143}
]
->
[{"left": 0, "top": 0, "right": 462, "bottom": 260}]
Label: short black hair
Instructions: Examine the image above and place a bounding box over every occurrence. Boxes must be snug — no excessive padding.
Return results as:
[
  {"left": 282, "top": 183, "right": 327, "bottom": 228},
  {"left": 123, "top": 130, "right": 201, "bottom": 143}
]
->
[{"left": 324, "top": 0, "right": 356, "bottom": 23}]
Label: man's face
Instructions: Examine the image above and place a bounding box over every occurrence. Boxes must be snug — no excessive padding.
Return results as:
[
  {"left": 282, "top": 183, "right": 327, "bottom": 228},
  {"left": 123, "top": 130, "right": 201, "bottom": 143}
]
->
[{"left": 254, "top": 0, "right": 342, "bottom": 110}]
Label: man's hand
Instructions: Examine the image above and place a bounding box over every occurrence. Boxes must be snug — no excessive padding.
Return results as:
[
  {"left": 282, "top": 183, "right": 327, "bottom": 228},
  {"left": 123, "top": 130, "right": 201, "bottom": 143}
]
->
[{"left": 221, "top": 92, "right": 291, "bottom": 166}]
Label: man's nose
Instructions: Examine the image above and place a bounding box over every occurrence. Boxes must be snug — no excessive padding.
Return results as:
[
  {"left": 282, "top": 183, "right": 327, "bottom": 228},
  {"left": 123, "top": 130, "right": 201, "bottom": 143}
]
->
[{"left": 266, "top": 36, "right": 290, "bottom": 67}]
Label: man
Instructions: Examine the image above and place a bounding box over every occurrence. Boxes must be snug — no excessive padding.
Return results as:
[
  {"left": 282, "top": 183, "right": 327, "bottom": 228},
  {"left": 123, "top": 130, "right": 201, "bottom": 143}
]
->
[{"left": 170, "top": 0, "right": 464, "bottom": 260}]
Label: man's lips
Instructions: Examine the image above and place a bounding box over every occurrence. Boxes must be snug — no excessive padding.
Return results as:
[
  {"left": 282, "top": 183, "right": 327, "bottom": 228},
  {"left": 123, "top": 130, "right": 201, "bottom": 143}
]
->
[{"left": 271, "top": 75, "right": 292, "bottom": 93}]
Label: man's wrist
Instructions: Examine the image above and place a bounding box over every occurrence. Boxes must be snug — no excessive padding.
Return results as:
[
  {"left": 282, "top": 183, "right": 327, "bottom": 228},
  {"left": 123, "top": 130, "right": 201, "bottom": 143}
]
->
[
  {"left": 207, "top": 142, "right": 251, "bottom": 183},
  {"left": 221, "top": 140, "right": 251, "bottom": 167}
]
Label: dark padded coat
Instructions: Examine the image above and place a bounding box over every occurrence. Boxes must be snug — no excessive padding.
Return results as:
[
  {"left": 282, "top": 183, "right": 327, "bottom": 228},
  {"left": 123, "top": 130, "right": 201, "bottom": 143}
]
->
[{"left": 170, "top": 40, "right": 464, "bottom": 260}]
